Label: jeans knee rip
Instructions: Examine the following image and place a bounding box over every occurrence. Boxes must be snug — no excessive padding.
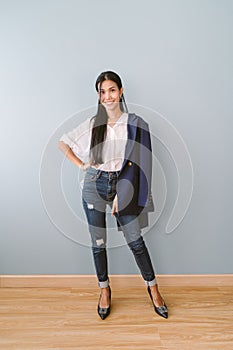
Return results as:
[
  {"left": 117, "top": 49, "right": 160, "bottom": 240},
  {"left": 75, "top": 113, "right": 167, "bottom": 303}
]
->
[{"left": 96, "top": 239, "right": 105, "bottom": 246}]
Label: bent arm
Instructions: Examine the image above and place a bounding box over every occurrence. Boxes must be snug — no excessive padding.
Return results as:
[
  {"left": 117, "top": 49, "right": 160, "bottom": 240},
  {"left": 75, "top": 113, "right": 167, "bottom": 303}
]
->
[{"left": 58, "top": 141, "right": 84, "bottom": 169}]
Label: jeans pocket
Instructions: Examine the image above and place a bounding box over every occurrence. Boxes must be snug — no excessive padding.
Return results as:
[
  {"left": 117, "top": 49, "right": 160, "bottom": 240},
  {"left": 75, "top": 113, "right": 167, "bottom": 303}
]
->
[
  {"left": 82, "top": 173, "right": 98, "bottom": 204},
  {"left": 84, "top": 173, "right": 97, "bottom": 183}
]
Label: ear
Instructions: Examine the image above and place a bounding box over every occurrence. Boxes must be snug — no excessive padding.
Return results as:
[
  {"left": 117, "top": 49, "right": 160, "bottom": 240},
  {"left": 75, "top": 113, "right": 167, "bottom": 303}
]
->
[{"left": 120, "top": 87, "right": 124, "bottom": 97}]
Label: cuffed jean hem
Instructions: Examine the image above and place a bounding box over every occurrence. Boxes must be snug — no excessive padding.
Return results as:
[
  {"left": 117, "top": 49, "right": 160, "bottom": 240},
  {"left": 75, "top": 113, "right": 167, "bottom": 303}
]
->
[
  {"left": 98, "top": 279, "right": 109, "bottom": 288},
  {"left": 99, "top": 278, "right": 156, "bottom": 288},
  {"left": 144, "top": 278, "right": 157, "bottom": 287}
]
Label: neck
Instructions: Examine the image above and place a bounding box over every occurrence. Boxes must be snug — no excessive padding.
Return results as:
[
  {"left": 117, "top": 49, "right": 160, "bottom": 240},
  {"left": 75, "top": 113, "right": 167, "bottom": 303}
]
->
[{"left": 107, "top": 108, "right": 124, "bottom": 120}]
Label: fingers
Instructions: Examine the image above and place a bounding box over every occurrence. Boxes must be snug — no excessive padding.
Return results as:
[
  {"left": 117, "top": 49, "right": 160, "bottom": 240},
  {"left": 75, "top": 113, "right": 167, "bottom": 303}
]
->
[
  {"left": 84, "top": 163, "right": 90, "bottom": 171},
  {"left": 81, "top": 162, "right": 91, "bottom": 171},
  {"left": 111, "top": 196, "right": 118, "bottom": 216},
  {"left": 114, "top": 200, "right": 118, "bottom": 215},
  {"left": 111, "top": 202, "right": 116, "bottom": 216}
]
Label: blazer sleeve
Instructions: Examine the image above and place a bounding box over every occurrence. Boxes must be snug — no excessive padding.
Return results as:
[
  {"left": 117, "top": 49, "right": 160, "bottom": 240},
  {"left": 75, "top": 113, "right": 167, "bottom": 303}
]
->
[{"left": 138, "top": 120, "right": 152, "bottom": 207}]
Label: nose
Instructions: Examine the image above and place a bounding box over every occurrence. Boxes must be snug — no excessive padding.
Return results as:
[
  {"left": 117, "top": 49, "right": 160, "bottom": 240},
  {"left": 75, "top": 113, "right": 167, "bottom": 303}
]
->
[{"left": 105, "top": 91, "right": 111, "bottom": 100}]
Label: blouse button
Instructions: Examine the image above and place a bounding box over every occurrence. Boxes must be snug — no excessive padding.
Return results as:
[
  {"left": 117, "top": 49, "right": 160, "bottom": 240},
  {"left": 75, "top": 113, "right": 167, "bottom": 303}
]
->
[{"left": 128, "top": 161, "right": 132, "bottom": 166}]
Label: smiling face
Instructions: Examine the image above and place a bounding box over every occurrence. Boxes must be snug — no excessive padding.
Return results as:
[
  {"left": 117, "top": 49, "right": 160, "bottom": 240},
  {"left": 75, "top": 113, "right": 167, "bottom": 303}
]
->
[{"left": 97, "top": 79, "right": 123, "bottom": 113}]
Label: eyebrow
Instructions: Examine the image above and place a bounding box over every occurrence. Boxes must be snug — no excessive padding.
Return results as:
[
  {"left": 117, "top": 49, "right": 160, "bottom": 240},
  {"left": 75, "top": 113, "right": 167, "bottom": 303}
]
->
[{"left": 99, "top": 86, "right": 116, "bottom": 91}]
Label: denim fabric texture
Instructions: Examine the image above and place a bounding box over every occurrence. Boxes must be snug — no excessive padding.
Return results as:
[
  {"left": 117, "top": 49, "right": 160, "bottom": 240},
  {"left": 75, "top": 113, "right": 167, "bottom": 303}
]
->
[{"left": 82, "top": 167, "right": 156, "bottom": 288}]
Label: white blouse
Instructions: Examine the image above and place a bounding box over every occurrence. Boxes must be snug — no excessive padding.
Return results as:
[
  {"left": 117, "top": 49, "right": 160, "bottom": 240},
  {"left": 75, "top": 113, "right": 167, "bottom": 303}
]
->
[{"left": 60, "top": 112, "right": 128, "bottom": 171}]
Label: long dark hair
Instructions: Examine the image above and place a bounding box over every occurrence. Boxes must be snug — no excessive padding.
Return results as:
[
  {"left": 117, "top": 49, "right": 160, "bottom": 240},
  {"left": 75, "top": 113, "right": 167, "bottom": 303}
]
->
[{"left": 89, "top": 71, "right": 128, "bottom": 164}]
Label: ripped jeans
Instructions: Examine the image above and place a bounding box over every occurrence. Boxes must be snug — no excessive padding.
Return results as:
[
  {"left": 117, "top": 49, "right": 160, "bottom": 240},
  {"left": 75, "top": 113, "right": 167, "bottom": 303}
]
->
[{"left": 82, "top": 167, "right": 156, "bottom": 288}]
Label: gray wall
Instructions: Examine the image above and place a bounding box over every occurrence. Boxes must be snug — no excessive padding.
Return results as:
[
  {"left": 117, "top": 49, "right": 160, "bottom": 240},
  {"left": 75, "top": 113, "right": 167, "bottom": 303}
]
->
[{"left": 1, "top": 0, "right": 232, "bottom": 275}]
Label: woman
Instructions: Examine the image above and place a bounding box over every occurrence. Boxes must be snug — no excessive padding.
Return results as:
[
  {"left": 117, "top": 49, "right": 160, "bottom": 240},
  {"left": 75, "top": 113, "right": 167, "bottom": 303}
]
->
[{"left": 58, "top": 71, "right": 168, "bottom": 320}]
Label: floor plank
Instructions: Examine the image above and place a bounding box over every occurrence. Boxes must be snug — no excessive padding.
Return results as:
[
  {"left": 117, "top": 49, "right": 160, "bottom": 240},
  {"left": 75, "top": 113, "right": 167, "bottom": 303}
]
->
[{"left": 0, "top": 285, "right": 232, "bottom": 349}]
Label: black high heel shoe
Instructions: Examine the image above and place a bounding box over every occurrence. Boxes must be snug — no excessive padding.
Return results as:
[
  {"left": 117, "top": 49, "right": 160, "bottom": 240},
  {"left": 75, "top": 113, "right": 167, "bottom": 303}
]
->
[
  {"left": 147, "top": 286, "right": 168, "bottom": 319},
  {"left": 97, "top": 286, "right": 111, "bottom": 320}
]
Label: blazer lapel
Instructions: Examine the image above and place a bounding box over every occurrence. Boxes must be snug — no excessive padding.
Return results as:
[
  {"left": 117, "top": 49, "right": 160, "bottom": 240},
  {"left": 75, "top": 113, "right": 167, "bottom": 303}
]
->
[{"left": 121, "top": 113, "right": 138, "bottom": 170}]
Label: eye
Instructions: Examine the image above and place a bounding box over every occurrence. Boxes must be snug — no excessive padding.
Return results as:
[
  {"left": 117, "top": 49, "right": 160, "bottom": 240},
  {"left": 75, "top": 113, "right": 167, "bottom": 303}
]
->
[{"left": 111, "top": 88, "right": 115, "bottom": 92}]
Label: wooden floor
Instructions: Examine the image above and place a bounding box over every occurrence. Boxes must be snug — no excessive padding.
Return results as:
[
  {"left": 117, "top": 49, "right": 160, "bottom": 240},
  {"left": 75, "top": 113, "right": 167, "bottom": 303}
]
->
[{"left": 0, "top": 283, "right": 233, "bottom": 350}]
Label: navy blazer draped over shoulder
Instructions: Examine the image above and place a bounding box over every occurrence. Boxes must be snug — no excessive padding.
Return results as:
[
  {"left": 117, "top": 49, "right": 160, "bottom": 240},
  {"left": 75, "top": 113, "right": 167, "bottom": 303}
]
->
[{"left": 116, "top": 113, "right": 154, "bottom": 230}]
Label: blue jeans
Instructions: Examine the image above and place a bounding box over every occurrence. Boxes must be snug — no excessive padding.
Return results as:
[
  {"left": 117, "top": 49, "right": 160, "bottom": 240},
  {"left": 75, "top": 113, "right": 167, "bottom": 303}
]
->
[{"left": 82, "top": 167, "right": 156, "bottom": 288}]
